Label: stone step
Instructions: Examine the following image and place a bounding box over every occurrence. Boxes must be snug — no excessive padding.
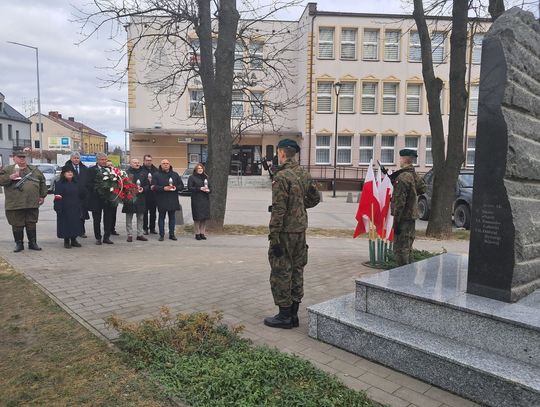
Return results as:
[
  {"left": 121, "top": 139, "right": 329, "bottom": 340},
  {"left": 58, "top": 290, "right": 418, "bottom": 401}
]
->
[
  {"left": 308, "top": 294, "right": 540, "bottom": 407},
  {"left": 355, "top": 254, "right": 540, "bottom": 366}
]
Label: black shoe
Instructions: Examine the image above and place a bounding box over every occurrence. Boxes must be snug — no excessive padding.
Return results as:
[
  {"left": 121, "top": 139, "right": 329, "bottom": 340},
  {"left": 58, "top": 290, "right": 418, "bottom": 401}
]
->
[
  {"left": 143, "top": 230, "right": 149, "bottom": 235},
  {"left": 200, "top": 234, "right": 207, "bottom": 240},
  {"left": 150, "top": 230, "right": 158, "bottom": 235},
  {"left": 96, "top": 240, "right": 102, "bottom": 245},
  {"left": 13, "top": 230, "right": 24, "bottom": 252},
  {"left": 195, "top": 234, "right": 201, "bottom": 240},
  {"left": 169, "top": 235, "right": 177, "bottom": 241},
  {"left": 79, "top": 233, "right": 87, "bottom": 238},
  {"left": 158, "top": 236, "right": 164, "bottom": 241},
  {"left": 14, "top": 242, "right": 24, "bottom": 253},
  {"left": 26, "top": 229, "right": 42, "bottom": 251},
  {"left": 111, "top": 231, "right": 119, "bottom": 236},
  {"left": 64, "top": 239, "right": 72, "bottom": 249},
  {"left": 71, "top": 238, "right": 82, "bottom": 248},
  {"left": 102, "top": 238, "right": 114, "bottom": 244},
  {"left": 264, "top": 306, "right": 293, "bottom": 329},
  {"left": 291, "top": 301, "right": 300, "bottom": 328}
]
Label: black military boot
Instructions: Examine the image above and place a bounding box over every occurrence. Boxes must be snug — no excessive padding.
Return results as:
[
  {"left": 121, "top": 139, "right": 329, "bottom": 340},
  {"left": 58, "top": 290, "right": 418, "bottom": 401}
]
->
[
  {"left": 291, "top": 301, "right": 300, "bottom": 328},
  {"left": 264, "top": 306, "right": 293, "bottom": 329},
  {"left": 26, "top": 229, "right": 42, "bottom": 251},
  {"left": 71, "top": 238, "right": 82, "bottom": 248},
  {"left": 13, "top": 230, "right": 24, "bottom": 253},
  {"left": 64, "top": 238, "right": 72, "bottom": 249}
]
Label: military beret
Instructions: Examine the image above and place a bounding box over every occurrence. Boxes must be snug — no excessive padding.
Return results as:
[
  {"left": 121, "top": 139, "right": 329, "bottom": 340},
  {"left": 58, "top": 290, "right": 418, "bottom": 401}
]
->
[
  {"left": 399, "top": 148, "right": 418, "bottom": 158},
  {"left": 12, "top": 146, "right": 27, "bottom": 157},
  {"left": 277, "top": 139, "right": 300, "bottom": 152}
]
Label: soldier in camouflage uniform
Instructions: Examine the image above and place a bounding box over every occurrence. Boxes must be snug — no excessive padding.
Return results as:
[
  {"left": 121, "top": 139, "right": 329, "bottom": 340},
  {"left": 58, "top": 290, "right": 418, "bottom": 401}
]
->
[
  {"left": 0, "top": 148, "right": 47, "bottom": 252},
  {"left": 390, "top": 149, "right": 426, "bottom": 266},
  {"left": 264, "top": 139, "right": 320, "bottom": 329}
]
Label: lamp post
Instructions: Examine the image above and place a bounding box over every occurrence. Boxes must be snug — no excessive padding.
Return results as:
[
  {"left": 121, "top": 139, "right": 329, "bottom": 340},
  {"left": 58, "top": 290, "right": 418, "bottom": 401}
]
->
[
  {"left": 332, "top": 82, "right": 342, "bottom": 198},
  {"left": 7, "top": 41, "right": 43, "bottom": 159},
  {"left": 112, "top": 99, "right": 128, "bottom": 163}
]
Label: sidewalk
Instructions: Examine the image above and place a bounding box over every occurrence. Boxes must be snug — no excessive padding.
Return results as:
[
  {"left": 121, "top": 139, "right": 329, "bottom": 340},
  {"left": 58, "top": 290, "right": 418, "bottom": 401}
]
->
[{"left": 0, "top": 190, "right": 476, "bottom": 407}]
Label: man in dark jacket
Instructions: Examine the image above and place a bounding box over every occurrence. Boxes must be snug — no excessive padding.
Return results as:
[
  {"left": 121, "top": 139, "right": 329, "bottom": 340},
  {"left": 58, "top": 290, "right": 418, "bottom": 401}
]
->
[
  {"left": 152, "top": 159, "right": 184, "bottom": 241},
  {"left": 64, "top": 152, "right": 89, "bottom": 238},
  {"left": 141, "top": 154, "right": 158, "bottom": 235},
  {"left": 122, "top": 158, "right": 148, "bottom": 242}
]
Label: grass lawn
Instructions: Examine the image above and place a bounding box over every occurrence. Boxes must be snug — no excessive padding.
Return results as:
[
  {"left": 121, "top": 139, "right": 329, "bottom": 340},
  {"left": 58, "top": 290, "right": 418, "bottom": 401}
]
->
[{"left": 0, "top": 258, "right": 173, "bottom": 407}]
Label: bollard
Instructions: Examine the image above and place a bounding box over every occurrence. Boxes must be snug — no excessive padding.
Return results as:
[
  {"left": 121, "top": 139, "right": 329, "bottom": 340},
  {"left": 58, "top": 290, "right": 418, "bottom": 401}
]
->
[
  {"left": 176, "top": 204, "right": 185, "bottom": 225},
  {"left": 318, "top": 191, "right": 323, "bottom": 202},
  {"left": 346, "top": 192, "right": 353, "bottom": 203}
]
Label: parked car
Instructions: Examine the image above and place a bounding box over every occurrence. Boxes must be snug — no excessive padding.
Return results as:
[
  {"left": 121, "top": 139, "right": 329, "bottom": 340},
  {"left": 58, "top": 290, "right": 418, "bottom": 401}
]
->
[
  {"left": 417, "top": 169, "right": 474, "bottom": 229},
  {"left": 36, "top": 164, "right": 61, "bottom": 193}
]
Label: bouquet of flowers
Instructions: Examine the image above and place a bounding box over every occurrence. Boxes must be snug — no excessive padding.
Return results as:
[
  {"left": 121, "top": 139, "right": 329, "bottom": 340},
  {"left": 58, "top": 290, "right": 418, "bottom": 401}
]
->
[{"left": 95, "top": 167, "right": 138, "bottom": 205}]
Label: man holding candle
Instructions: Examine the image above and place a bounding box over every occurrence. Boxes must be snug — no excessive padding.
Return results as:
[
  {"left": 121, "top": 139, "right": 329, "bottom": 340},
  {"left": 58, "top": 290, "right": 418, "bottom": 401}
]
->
[
  {"left": 122, "top": 158, "right": 149, "bottom": 242},
  {"left": 152, "top": 159, "right": 184, "bottom": 241},
  {"left": 141, "top": 154, "right": 158, "bottom": 235}
]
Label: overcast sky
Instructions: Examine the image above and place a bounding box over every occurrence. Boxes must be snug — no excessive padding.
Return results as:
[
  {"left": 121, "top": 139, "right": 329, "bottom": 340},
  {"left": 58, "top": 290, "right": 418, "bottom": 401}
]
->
[{"left": 0, "top": 0, "right": 407, "bottom": 148}]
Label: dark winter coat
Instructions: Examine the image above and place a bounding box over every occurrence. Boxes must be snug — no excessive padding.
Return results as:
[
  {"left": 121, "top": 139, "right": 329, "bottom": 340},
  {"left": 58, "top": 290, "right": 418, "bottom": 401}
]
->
[
  {"left": 152, "top": 166, "right": 184, "bottom": 211},
  {"left": 86, "top": 165, "right": 108, "bottom": 212},
  {"left": 54, "top": 179, "right": 84, "bottom": 238},
  {"left": 141, "top": 164, "right": 158, "bottom": 204},
  {"left": 122, "top": 166, "right": 148, "bottom": 214},
  {"left": 188, "top": 173, "right": 210, "bottom": 221},
  {"left": 64, "top": 159, "right": 89, "bottom": 218}
]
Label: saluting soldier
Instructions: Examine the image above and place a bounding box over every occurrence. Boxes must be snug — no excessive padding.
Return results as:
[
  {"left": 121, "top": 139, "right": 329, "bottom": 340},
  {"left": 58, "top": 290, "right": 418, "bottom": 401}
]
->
[
  {"left": 264, "top": 139, "right": 320, "bottom": 329},
  {"left": 0, "top": 147, "right": 47, "bottom": 252},
  {"left": 390, "top": 149, "right": 426, "bottom": 266}
]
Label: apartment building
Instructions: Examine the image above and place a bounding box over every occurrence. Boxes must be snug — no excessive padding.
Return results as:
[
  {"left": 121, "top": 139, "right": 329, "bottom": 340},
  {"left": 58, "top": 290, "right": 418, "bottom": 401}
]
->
[
  {"left": 0, "top": 92, "right": 31, "bottom": 167},
  {"left": 127, "top": 2, "right": 489, "bottom": 179}
]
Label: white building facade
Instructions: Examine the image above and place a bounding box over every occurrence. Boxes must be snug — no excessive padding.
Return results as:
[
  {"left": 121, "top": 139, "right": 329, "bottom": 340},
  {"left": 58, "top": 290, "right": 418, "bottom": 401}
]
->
[{"left": 0, "top": 92, "right": 32, "bottom": 167}]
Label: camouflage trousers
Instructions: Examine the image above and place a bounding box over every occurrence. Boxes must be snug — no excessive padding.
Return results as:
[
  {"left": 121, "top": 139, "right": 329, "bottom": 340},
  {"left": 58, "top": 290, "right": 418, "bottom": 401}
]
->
[
  {"left": 268, "top": 232, "right": 308, "bottom": 306},
  {"left": 393, "top": 220, "right": 416, "bottom": 266}
]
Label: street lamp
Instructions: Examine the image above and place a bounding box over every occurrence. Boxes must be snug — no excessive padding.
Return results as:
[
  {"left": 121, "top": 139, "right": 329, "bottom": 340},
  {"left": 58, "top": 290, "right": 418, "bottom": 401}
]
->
[
  {"left": 112, "top": 99, "right": 128, "bottom": 163},
  {"left": 332, "top": 81, "right": 342, "bottom": 198},
  {"left": 7, "top": 41, "right": 43, "bottom": 159}
]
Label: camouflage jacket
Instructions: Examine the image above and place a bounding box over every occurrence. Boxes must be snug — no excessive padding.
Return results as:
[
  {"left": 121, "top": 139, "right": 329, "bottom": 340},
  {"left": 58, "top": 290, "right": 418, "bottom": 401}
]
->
[
  {"left": 0, "top": 164, "right": 47, "bottom": 210},
  {"left": 269, "top": 159, "right": 319, "bottom": 243},
  {"left": 390, "top": 165, "right": 426, "bottom": 224}
]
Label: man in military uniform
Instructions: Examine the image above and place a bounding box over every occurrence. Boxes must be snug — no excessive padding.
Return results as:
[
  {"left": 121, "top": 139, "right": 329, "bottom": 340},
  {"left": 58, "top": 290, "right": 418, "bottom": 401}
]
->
[
  {"left": 0, "top": 147, "right": 47, "bottom": 252},
  {"left": 264, "top": 139, "right": 320, "bottom": 329},
  {"left": 391, "top": 149, "right": 426, "bottom": 266}
]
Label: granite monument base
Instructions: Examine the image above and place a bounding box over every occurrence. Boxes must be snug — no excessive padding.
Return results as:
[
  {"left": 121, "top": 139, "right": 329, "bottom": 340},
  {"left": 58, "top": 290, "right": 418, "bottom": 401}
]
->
[{"left": 308, "top": 254, "right": 540, "bottom": 407}]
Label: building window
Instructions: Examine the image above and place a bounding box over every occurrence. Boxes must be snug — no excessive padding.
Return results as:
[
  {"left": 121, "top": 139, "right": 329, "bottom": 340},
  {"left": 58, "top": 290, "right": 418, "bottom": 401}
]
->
[
  {"left": 234, "top": 42, "right": 244, "bottom": 71},
  {"left": 425, "top": 136, "right": 433, "bottom": 165},
  {"left": 472, "top": 33, "right": 484, "bottom": 64},
  {"left": 316, "top": 135, "right": 331, "bottom": 164},
  {"left": 469, "top": 85, "right": 479, "bottom": 115},
  {"left": 35, "top": 122, "right": 43, "bottom": 132},
  {"left": 382, "top": 82, "right": 399, "bottom": 114},
  {"left": 231, "top": 91, "right": 244, "bottom": 118},
  {"left": 337, "top": 135, "right": 352, "bottom": 165},
  {"left": 318, "top": 27, "right": 334, "bottom": 59},
  {"left": 317, "top": 81, "right": 333, "bottom": 113},
  {"left": 359, "top": 135, "right": 374, "bottom": 164},
  {"left": 250, "top": 91, "right": 263, "bottom": 118},
  {"left": 340, "top": 28, "right": 357, "bottom": 60},
  {"left": 189, "top": 39, "right": 200, "bottom": 65},
  {"left": 361, "top": 82, "right": 377, "bottom": 113},
  {"left": 405, "top": 136, "right": 419, "bottom": 165},
  {"left": 466, "top": 137, "right": 476, "bottom": 166},
  {"left": 431, "top": 31, "right": 446, "bottom": 63},
  {"left": 406, "top": 83, "right": 422, "bottom": 114},
  {"left": 8, "top": 124, "right": 12, "bottom": 141},
  {"left": 380, "top": 135, "right": 396, "bottom": 164},
  {"left": 363, "top": 29, "right": 379, "bottom": 60},
  {"left": 249, "top": 42, "right": 263, "bottom": 70},
  {"left": 409, "top": 31, "right": 421, "bottom": 62},
  {"left": 189, "top": 90, "right": 204, "bottom": 117},
  {"left": 384, "top": 30, "right": 400, "bottom": 61},
  {"left": 339, "top": 82, "right": 355, "bottom": 113},
  {"left": 35, "top": 140, "right": 40, "bottom": 149},
  {"left": 15, "top": 130, "right": 20, "bottom": 146}
]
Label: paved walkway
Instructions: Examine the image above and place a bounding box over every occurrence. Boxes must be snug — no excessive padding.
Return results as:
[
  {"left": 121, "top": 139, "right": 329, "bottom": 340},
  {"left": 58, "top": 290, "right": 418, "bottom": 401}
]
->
[{"left": 0, "top": 189, "right": 477, "bottom": 407}]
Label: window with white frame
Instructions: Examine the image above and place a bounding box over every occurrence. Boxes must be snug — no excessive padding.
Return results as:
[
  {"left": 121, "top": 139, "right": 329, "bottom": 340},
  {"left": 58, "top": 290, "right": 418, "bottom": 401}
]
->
[
  {"left": 406, "top": 83, "right": 422, "bottom": 113},
  {"left": 231, "top": 91, "right": 244, "bottom": 118},
  {"left": 472, "top": 33, "right": 484, "bottom": 64},
  {"left": 234, "top": 42, "right": 244, "bottom": 71},
  {"left": 359, "top": 135, "right": 374, "bottom": 164},
  {"left": 469, "top": 85, "right": 479, "bottom": 115},
  {"left": 431, "top": 31, "right": 446, "bottom": 63},
  {"left": 425, "top": 136, "right": 433, "bottom": 165},
  {"left": 363, "top": 29, "right": 379, "bottom": 60},
  {"left": 384, "top": 30, "right": 400, "bottom": 61},
  {"left": 319, "top": 27, "right": 334, "bottom": 59},
  {"left": 189, "top": 90, "right": 204, "bottom": 117},
  {"left": 380, "top": 135, "right": 396, "bottom": 164},
  {"left": 337, "top": 135, "right": 352, "bottom": 164},
  {"left": 466, "top": 137, "right": 476, "bottom": 166},
  {"left": 339, "top": 82, "right": 355, "bottom": 113},
  {"left": 250, "top": 91, "right": 263, "bottom": 118},
  {"left": 405, "top": 136, "right": 419, "bottom": 164},
  {"left": 249, "top": 42, "right": 263, "bottom": 70},
  {"left": 317, "top": 81, "right": 333, "bottom": 113},
  {"left": 382, "top": 82, "right": 399, "bottom": 113},
  {"left": 409, "top": 31, "right": 421, "bottom": 62},
  {"left": 341, "top": 28, "right": 357, "bottom": 60},
  {"left": 8, "top": 124, "right": 12, "bottom": 141},
  {"left": 361, "top": 82, "right": 377, "bottom": 113},
  {"left": 189, "top": 39, "right": 200, "bottom": 65},
  {"left": 316, "top": 135, "right": 331, "bottom": 164}
]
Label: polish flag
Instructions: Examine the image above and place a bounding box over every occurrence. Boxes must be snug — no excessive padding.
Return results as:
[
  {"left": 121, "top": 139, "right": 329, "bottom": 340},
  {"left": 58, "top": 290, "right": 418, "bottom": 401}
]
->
[
  {"left": 379, "top": 174, "right": 394, "bottom": 241},
  {"left": 353, "top": 160, "right": 381, "bottom": 238}
]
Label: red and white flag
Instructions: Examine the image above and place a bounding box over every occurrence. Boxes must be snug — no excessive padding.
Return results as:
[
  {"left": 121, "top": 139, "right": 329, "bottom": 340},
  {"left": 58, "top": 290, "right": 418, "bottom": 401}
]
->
[
  {"left": 353, "top": 160, "right": 381, "bottom": 238},
  {"left": 379, "top": 174, "right": 394, "bottom": 240}
]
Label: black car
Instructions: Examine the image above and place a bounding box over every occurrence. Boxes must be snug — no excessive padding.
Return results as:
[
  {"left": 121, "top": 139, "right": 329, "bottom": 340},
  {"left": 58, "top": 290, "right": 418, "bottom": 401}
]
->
[{"left": 417, "top": 169, "right": 474, "bottom": 229}]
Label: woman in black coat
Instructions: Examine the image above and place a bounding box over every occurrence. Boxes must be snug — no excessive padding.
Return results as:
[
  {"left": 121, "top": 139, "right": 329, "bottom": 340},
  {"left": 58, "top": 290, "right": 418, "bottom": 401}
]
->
[
  {"left": 54, "top": 166, "right": 84, "bottom": 248},
  {"left": 122, "top": 159, "right": 149, "bottom": 242},
  {"left": 152, "top": 159, "right": 184, "bottom": 241},
  {"left": 187, "top": 163, "right": 210, "bottom": 240}
]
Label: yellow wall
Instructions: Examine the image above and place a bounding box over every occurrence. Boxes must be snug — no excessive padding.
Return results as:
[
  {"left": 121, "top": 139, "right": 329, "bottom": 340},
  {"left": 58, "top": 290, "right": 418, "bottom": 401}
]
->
[{"left": 130, "top": 134, "right": 189, "bottom": 171}]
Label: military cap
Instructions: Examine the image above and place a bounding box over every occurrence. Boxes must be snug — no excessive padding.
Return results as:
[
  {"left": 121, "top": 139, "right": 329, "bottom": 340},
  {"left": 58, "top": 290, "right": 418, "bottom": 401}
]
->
[
  {"left": 399, "top": 148, "right": 418, "bottom": 158},
  {"left": 12, "top": 146, "right": 27, "bottom": 157},
  {"left": 277, "top": 139, "right": 300, "bottom": 153}
]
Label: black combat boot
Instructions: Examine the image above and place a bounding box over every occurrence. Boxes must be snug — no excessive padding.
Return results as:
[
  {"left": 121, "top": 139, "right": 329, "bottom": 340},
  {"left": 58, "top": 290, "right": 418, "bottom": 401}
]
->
[
  {"left": 26, "top": 229, "right": 42, "bottom": 251},
  {"left": 291, "top": 301, "right": 300, "bottom": 328},
  {"left": 13, "top": 230, "right": 24, "bottom": 253},
  {"left": 64, "top": 238, "right": 72, "bottom": 249},
  {"left": 264, "top": 306, "right": 293, "bottom": 329},
  {"left": 71, "top": 238, "right": 82, "bottom": 247}
]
